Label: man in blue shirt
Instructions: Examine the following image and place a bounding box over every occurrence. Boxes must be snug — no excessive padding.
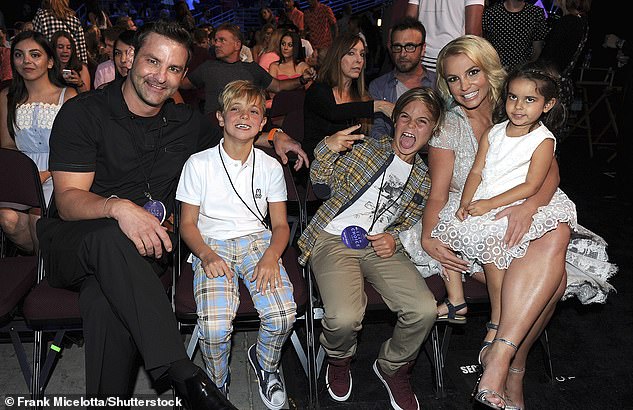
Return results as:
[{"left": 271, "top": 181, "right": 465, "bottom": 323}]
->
[{"left": 369, "top": 17, "right": 436, "bottom": 139}]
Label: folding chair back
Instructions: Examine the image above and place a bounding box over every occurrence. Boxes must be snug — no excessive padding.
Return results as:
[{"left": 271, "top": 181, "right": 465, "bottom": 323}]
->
[
  {"left": 0, "top": 148, "right": 47, "bottom": 213},
  {"left": 0, "top": 148, "right": 50, "bottom": 395}
]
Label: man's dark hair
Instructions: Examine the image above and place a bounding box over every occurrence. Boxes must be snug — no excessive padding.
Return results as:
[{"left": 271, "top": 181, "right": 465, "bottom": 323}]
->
[
  {"left": 390, "top": 17, "right": 426, "bottom": 44},
  {"left": 133, "top": 20, "right": 193, "bottom": 65}
]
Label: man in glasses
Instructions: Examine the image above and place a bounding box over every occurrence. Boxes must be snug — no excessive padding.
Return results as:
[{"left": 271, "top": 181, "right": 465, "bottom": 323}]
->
[{"left": 369, "top": 17, "right": 436, "bottom": 139}]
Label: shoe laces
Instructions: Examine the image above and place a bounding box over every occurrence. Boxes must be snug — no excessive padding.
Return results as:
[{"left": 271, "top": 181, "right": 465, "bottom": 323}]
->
[{"left": 265, "top": 371, "right": 285, "bottom": 405}]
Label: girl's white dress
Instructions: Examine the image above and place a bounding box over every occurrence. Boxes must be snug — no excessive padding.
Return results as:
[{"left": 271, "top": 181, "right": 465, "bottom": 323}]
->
[
  {"left": 14, "top": 87, "right": 67, "bottom": 206},
  {"left": 432, "top": 121, "right": 577, "bottom": 269},
  {"left": 401, "top": 109, "right": 617, "bottom": 304}
]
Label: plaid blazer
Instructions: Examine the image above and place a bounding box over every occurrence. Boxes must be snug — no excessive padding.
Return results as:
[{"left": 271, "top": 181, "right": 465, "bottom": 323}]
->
[{"left": 298, "top": 135, "right": 431, "bottom": 266}]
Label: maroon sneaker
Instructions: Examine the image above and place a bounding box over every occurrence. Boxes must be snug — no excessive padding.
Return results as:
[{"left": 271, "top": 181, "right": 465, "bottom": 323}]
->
[
  {"left": 373, "top": 360, "right": 420, "bottom": 410},
  {"left": 325, "top": 356, "right": 352, "bottom": 401}
]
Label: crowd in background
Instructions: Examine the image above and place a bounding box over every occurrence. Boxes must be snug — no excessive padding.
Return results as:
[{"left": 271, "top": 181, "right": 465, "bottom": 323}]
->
[{"left": 0, "top": 1, "right": 628, "bottom": 410}]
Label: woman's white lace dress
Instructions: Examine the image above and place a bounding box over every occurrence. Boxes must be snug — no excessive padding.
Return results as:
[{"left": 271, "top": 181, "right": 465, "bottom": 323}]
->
[{"left": 401, "top": 107, "right": 616, "bottom": 304}]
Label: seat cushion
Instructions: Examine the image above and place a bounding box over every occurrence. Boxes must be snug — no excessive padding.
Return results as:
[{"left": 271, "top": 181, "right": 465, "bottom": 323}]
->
[
  {"left": 0, "top": 256, "right": 37, "bottom": 319},
  {"left": 23, "top": 278, "right": 82, "bottom": 327}
]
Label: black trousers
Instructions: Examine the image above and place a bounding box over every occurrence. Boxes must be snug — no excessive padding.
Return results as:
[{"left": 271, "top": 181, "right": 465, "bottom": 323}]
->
[{"left": 37, "top": 218, "right": 188, "bottom": 396}]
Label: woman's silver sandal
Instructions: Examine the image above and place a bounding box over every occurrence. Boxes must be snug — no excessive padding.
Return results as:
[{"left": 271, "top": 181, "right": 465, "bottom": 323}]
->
[
  {"left": 478, "top": 322, "right": 499, "bottom": 366},
  {"left": 473, "top": 338, "right": 519, "bottom": 409}
]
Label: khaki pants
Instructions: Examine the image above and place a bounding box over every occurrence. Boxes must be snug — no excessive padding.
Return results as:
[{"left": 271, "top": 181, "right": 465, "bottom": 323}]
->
[{"left": 310, "top": 232, "right": 437, "bottom": 375}]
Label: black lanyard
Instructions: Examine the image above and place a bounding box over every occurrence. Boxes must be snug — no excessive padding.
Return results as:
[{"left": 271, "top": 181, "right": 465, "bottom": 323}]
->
[
  {"left": 367, "top": 156, "right": 415, "bottom": 233},
  {"left": 127, "top": 114, "right": 166, "bottom": 201},
  {"left": 218, "top": 144, "right": 269, "bottom": 230}
]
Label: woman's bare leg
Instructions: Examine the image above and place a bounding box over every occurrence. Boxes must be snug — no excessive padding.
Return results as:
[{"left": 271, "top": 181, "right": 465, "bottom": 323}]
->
[
  {"left": 477, "top": 224, "right": 570, "bottom": 407},
  {"left": 504, "top": 270, "right": 566, "bottom": 409}
]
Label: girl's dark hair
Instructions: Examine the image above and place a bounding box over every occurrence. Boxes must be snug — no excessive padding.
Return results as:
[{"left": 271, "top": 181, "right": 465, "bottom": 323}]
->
[
  {"left": 278, "top": 30, "right": 304, "bottom": 64},
  {"left": 51, "top": 30, "right": 82, "bottom": 72},
  {"left": 114, "top": 29, "right": 137, "bottom": 51},
  {"left": 7, "top": 30, "right": 64, "bottom": 139},
  {"left": 497, "top": 61, "right": 567, "bottom": 133}
]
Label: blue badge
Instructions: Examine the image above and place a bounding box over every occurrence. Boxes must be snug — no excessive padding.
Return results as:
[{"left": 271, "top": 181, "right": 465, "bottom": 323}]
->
[
  {"left": 341, "top": 225, "right": 369, "bottom": 249},
  {"left": 144, "top": 199, "right": 166, "bottom": 224}
]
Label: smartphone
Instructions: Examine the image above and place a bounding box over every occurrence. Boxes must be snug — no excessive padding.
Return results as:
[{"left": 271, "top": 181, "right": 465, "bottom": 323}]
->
[{"left": 62, "top": 69, "right": 71, "bottom": 78}]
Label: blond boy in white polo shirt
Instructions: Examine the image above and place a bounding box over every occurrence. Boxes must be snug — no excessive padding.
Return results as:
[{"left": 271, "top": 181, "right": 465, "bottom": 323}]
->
[{"left": 176, "top": 80, "right": 296, "bottom": 410}]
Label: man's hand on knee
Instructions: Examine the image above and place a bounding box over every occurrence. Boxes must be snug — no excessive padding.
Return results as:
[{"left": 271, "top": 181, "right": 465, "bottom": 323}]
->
[{"left": 109, "top": 198, "right": 172, "bottom": 257}]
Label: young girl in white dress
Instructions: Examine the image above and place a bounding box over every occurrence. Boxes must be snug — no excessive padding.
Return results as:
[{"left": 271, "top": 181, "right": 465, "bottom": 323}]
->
[{"left": 432, "top": 64, "right": 577, "bottom": 271}]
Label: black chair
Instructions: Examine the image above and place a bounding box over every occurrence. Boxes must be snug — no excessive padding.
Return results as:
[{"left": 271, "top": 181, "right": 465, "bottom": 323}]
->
[
  {"left": 0, "top": 148, "right": 174, "bottom": 400},
  {"left": 0, "top": 148, "right": 84, "bottom": 399},
  {"left": 0, "top": 148, "right": 52, "bottom": 397}
]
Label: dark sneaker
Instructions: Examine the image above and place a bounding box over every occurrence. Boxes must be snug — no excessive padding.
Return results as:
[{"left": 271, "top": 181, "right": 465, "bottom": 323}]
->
[
  {"left": 325, "top": 356, "right": 352, "bottom": 401},
  {"left": 247, "top": 344, "right": 286, "bottom": 410},
  {"left": 373, "top": 360, "right": 420, "bottom": 410}
]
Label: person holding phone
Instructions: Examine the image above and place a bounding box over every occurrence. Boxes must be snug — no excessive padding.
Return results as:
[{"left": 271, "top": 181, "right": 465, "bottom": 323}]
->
[{"left": 53, "top": 30, "right": 90, "bottom": 93}]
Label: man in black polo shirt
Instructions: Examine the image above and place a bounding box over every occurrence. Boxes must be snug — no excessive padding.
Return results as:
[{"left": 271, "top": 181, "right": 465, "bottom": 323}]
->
[{"left": 37, "top": 22, "right": 241, "bottom": 409}]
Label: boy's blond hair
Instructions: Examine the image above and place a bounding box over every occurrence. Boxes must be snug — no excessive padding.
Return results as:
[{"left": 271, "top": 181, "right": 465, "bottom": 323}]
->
[{"left": 217, "top": 80, "right": 267, "bottom": 115}]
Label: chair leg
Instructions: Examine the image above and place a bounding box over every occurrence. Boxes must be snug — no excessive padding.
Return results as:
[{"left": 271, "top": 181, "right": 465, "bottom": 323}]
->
[
  {"left": 305, "top": 264, "right": 320, "bottom": 409},
  {"left": 31, "top": 329, "right": 42, "bottom": 401},
  {"left": 290, "top": 328, "right": 309, "bottom": 377},
  {"left": 186, "top": 325, "right": 200, "bottom": 359},
  {"left": 38, "top": 330, "right": 67, "bottom": 396},
  {"left": 9, "top": 327, "right": 32, "bottom": 389},
  {"left": 424, "top": 323, "right": 451, "bottom": 399},
  {"left": 540, "top": 328, "right": 555, "bottom": 383}
]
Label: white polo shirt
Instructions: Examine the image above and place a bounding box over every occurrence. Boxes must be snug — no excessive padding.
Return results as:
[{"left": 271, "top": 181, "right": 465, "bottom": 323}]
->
[{"left": 176, "top": 140, "right": 287, "bottom": 240}]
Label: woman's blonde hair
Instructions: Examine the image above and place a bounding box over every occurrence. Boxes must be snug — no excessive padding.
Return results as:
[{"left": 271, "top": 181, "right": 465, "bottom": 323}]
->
[
  {"left": 435, "top": 35, "right": 506, "bottom": 113},
  {"left": 262, "top": 28, "right": 284, "bottom": 54},
  {"left": 42, "top": 0, "right": 75, "bottom": 20},
  {"left": 318, "top": 33, "right": 368, "bottom": 101}
]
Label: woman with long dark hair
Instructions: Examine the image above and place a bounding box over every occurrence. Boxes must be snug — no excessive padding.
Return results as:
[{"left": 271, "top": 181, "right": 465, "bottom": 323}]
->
[
  {"left": 52, "top": 30, "right": 91, "bottom": 93},
  {"left": 302, "top": 33, "right": 393, "bottom": 159},
  {"left": 0, "top": 30, "right": 76, "bottom": 253},
  {"left": 269, "top": 30, "right": 310, "bottom": 80}
]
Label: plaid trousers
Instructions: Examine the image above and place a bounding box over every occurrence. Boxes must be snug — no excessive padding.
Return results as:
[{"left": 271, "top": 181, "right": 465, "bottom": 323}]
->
[{"left": 192, "top": 231, "right": 296, "bottom": 387}]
